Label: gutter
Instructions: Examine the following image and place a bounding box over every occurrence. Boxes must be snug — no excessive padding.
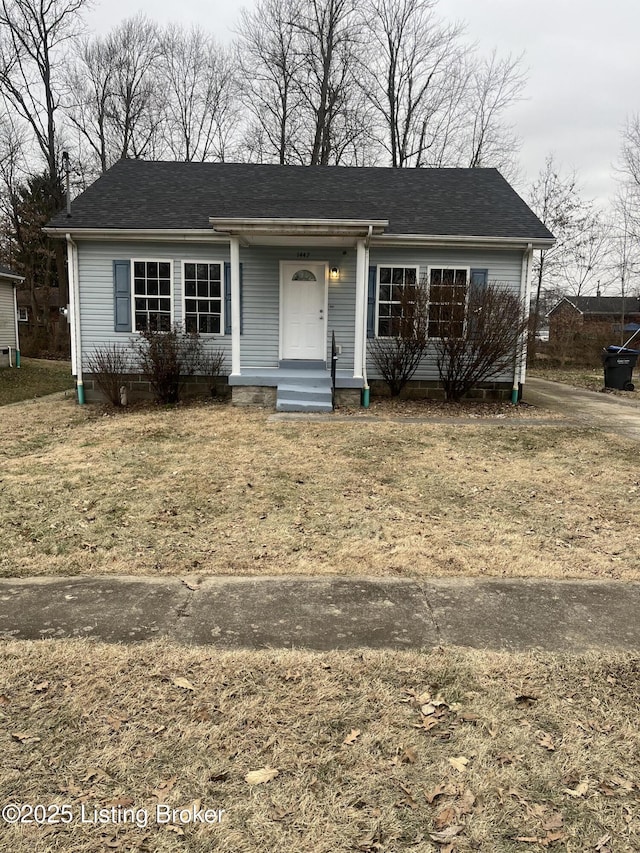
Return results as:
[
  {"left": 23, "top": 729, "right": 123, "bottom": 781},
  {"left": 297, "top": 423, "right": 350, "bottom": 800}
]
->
[{"left": 66, "top": 233, "right": 84, "bottom": 405}]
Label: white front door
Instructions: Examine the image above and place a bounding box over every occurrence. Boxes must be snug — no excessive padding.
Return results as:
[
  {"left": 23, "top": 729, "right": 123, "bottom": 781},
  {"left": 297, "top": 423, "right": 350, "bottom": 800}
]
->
[{"left": 281, "top": 262, "right": 327, "bottom": 360}]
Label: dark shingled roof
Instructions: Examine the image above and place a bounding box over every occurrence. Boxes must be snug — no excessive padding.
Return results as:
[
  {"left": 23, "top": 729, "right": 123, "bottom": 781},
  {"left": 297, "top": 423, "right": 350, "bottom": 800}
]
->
[
  {"left": 48, "top": 160, "right": 553, "bottom": 240},
  {"left": 0, "top": 264, "right": 22, "bottom": 279},
  {"left": 556, "top": 296, "right": 640, "bottom": 315}
]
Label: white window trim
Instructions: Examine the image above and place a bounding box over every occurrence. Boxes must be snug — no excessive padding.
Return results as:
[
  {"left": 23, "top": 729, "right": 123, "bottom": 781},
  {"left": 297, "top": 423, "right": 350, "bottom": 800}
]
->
[
  {"left": 375, "top": 264, "right": 420, "bottom": 338},
  {"left": 131, "top": 258, "right": 174, "bottom": 333},
  {"left": 18, "top": 306, "right": 28, "bottom": 322},
  {"left": 426, "top": 265, "right": 470, "bottom": 340},
  {"left": 181, "top": 260, "right": 225, "bottom": 336}
]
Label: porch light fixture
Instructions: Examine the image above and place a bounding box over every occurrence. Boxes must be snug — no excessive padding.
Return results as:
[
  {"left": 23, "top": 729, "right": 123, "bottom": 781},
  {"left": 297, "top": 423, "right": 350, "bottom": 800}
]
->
[{"left": 330, "top": 266, "right": 339, "bottom": 280}]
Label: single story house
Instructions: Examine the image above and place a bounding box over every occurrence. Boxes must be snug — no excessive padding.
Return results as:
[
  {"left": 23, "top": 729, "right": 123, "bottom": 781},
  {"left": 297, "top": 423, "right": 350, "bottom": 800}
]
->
[
  {"left": 45, "top": 161, "right": 553, "bottom": 409},
  {"left": 0, "top": 264, "right": 24, "bottom": 367},
  {"left": 548, "top": 296, "right": 640, "bottom": 343}
]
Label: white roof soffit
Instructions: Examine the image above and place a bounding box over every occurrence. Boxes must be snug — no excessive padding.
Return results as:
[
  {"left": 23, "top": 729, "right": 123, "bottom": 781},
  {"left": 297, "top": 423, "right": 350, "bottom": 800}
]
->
[{"left": 209, "top": 218, "right": 389, "bottom": 238}]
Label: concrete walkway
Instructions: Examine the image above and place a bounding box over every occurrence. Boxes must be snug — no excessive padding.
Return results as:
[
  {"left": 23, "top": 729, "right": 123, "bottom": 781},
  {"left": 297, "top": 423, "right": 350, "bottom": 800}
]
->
[
  {"left": 524, "top": 375, "right": 640, "bottom": 439},
  {"left": 1, "top": 576, "right": 638, "bottom": 652}
]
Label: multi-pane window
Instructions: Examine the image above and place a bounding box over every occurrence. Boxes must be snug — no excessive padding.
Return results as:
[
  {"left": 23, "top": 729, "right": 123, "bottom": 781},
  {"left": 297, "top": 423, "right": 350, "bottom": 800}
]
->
[
  {"left": 184, "top": 262, "right": 222, "bottom": 334},
  {"left": 377, "top": 266, "right": 418, "bottom": 336},
  {"left": 133, "top": 260, "right": 172, "bottom": 331},
  {"left": 427, "top": 268, "right": 468, "bottom": 338}
]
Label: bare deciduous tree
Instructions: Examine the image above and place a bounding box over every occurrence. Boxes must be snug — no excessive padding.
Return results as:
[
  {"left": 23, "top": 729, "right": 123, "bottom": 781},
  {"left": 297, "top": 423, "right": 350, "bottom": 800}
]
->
[
  {"left": 361, "top": 0, "right": 467, "bottom": 168},
  {"left": 236, "top": 0, "right": 306, "bottom": 164},
  {"left": 161, "top": 24, "right": 239, "bottom": 162}
]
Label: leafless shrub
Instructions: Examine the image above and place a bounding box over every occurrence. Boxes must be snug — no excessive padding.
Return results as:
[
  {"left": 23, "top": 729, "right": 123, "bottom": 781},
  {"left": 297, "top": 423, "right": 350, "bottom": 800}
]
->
[
  {"left": 132, "top": 324, "right": 204, "bottom": 404},
  {"left": 434, "top": 281, "right": 528, "bottom": 402},
  {"left": 86, "top": 343, "right": 130, "bottom": 406},
  {"left": 368, "top": 278, "right": 429, "bottom": 395}
]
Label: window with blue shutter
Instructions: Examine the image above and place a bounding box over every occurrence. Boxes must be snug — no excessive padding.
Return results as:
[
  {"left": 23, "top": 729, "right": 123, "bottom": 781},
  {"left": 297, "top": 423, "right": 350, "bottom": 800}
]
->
[
  {"left": 113, "top": 260, "right": 132, "bottom": 332},
  {"left": 224, "top": 262, "right": 243, "bottom": 335}
]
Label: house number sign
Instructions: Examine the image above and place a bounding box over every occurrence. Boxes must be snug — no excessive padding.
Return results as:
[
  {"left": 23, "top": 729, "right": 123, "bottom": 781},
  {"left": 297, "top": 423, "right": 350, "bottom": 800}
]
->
[{"left": 296, "top": 251, "right": 311, "bottom": 258}]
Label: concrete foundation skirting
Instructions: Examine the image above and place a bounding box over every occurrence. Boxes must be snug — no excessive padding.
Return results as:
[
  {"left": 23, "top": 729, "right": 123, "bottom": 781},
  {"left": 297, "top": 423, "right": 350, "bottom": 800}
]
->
[
  {"left": 232, "top": 385, "right": 278, "bottom": 407},
  {"left": 82, "top": 373, "right": 230, "bottom": 404}
]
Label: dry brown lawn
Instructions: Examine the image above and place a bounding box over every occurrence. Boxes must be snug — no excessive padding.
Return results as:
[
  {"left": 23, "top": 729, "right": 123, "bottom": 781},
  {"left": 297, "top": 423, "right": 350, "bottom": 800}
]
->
[
  {"left": 1, "top": 397, "right": 639, "bottom": 580},
  {"left": 0, "top": 642, "right": 638, "bottom": 853}
]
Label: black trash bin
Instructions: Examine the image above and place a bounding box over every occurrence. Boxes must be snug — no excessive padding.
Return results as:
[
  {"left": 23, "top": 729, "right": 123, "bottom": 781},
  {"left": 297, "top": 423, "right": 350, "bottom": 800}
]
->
[{"left": 602, "top": 345, "right": 640, "bottom": 391}]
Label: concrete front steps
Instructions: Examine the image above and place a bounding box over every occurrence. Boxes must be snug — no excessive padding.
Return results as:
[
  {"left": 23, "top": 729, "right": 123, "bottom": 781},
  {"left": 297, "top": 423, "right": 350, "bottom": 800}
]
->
[{"left": 276, "top": 361, "right": 333, "bottom": 412}]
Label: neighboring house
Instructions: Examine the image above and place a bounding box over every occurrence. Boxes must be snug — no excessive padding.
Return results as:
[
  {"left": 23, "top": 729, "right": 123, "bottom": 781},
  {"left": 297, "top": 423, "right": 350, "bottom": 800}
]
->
[
  {"left": 45, "top": 161, "right": 553, "bottom": 409},
  {"left": 0, "top": 264, "right": 24, "bottom": 367},
  {"left": 548, "top": 296, "right": 640, "bottom": 343},
  {"left": 16, "top": 286, "right": 66, "bottom": 336}
]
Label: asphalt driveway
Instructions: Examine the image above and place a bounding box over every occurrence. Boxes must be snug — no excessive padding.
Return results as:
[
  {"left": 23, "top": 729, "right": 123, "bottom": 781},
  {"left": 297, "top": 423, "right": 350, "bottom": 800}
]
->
[{"left": 524, "top": 375, "right": 640, "bottom": 439}]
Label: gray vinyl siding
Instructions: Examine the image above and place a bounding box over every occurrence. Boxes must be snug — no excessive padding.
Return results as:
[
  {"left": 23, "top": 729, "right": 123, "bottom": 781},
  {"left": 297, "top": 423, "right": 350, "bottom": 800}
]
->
[
  {"left": 76, "top": 240, "right": 356, "bottom": 373},
  {"left": 367, "top": 247, "right": 524, "bottom": 383},
  {"left": 240, "top": 246, "right": 356, "bottom": 370},
  {"left": 76, "top": 239, "right": 523, "bottom": 382},
  {"left": 0, "top": 281, "right": 17, "bottom": 349},
  {"left": 77, "top": 240, "right": 232, "bottom": 372}
]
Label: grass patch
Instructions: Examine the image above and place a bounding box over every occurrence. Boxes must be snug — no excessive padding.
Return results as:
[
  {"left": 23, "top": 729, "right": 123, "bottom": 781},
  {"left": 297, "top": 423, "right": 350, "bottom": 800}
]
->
[
  {"left": 1, "top": 397, "right": 640, "bottom": 580},
  {"left": 0, "top": 642, "right": 637, "bottom": 852},
  {"left": 0, "top": 358, "right": 74, "bottom": 406}
]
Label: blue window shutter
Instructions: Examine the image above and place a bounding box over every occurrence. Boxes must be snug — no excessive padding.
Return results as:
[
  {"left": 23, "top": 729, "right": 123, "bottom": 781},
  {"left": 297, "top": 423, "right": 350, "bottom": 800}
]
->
[
  {"left": 113, "top": 260, "right": 131, "bottom": 332},
  {"left": 367, "top": 266, "right": 377, "bottom": 338},
  {"left": 468, "top": 268, "right": 488, "bottom": 337},
  {"left": 224, "top": 261, "right": 243, "bottom": 336},
  {"left": 470, "top": 268, "right": 488, "bottom": 289}
]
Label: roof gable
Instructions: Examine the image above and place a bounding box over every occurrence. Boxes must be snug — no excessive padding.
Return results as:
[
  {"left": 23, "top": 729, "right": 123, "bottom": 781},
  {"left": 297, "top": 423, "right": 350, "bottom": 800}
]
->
[
  {"left": 550, "top": 296, "right": 640, "bottom": 316},
  {"left": 48, "top": 160, "right": 553, "bottom": 242}
]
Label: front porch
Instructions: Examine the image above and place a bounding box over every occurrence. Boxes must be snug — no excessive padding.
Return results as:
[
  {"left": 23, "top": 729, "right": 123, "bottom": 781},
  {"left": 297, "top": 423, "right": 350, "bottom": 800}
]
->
[{"left": 229, "top": 362, "right": 365, "bottom": 412}]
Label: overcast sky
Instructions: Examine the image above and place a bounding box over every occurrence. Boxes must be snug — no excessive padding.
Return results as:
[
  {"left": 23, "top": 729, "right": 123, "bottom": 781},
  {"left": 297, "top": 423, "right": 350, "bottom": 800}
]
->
[{"left": 85, "top": 0, "right": 639, "bottom": 207}]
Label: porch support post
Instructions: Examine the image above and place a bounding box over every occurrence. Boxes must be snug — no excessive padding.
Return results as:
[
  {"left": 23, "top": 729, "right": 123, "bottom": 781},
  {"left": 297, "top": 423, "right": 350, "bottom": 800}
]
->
[
  {"left": 354, "top": 239, "right": 366, "bottom": 379},
  {"left": 230, "top": 236, "right": 241, "bottom": 376}
]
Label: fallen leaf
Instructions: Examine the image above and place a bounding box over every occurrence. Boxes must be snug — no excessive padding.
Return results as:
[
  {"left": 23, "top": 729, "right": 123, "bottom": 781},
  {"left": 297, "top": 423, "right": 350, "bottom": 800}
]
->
[
  {"left": 515, "top": 694, "right": 538, "bottom": 707},
  {"left": 172, "top": 677, "right": 196, "bottom": 691},
  {"left": 429, "top": 825, "right": 463, "bottom": 843},
  {"left": 166, "top": 825, "right": 185, "bottom": 835},
  {"left": 448, "top": 756, "right": 469, "bottom": 773},
  {"left": 245, "top": 766, "right": 279, "bottom": 785},
  {"left": 434, "top": 806, "right": 456, "bottom": 830},
  {"left": 538, "top": 733, "right": 556, "bottom": 751},
  {"left": 563, "top": 781, "right": 588, "bottom": 798},
  {"left": 425, "top": 782, "right": 447, "bottom": 804},
  {"left": 543, "top": 813, "right": 564, "bottom": 831},
  {"left": 11, "top": 732, "right": 41, "bottom": 744},
  {"left": 400, "top": 746, "right": 417, "bottom": 764},
  {"left": 180, "top": 577, "right": 200, "bottom": 591},
  {"left": 457, "top": 789, "right": 475, "bottom": 816},
  {"left": 34, "top": 680, "right": 50, "bottom": 693},
  {"left": 343, "top": 728, "right": 361, "bottom": 745}
]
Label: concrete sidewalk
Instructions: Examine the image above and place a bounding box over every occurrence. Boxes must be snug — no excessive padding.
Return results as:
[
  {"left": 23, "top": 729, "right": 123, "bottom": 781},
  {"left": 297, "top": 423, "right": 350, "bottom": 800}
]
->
[{"left": 1, "top": 576, "right": 638, "bottom": 652}]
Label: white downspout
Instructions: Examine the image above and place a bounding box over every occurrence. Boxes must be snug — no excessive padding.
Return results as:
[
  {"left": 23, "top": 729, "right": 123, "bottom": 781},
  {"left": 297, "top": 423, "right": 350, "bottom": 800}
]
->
[
  {"left": 361, "top": 225, "right": 373, "bottom": 406},
  {"left": 513, "top": 243, "right": 532, "bottom": 404},
  {"left": 12, "top": 284, "right": 20, "bottom": 367},
  {"left": 66, "top": 234, "right": 84, "bottom": 404}
]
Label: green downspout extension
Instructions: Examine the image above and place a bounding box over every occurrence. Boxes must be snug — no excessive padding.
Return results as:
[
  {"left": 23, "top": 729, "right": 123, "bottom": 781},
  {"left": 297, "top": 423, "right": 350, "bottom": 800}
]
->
[
  {"left": 77, "top": 382, "right": 85, "bottom": 405},
  {"left": 15, "top": 349, "right": 20, "bottom": 368},
  {"left": 362, "top": 387, "right": 370, "bottom": 408},
  {"left": 511, "top": 386, "right": 518, "bottom": 404}
]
